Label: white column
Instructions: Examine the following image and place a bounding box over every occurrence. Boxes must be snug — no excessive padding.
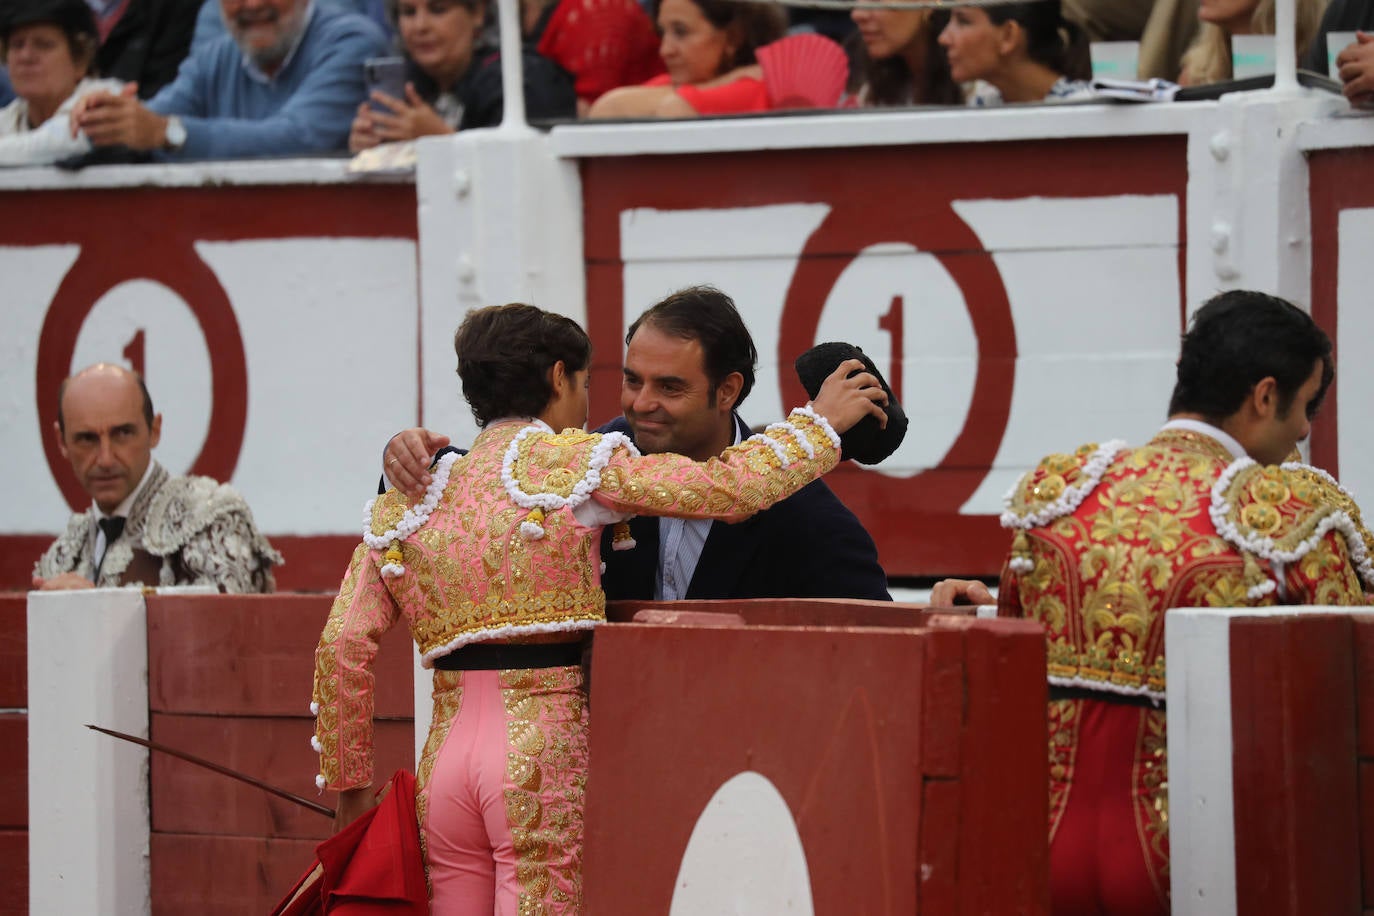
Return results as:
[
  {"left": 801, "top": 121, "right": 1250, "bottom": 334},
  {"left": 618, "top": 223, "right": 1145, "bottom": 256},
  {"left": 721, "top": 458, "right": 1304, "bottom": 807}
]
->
[
  {"left": 1165, "top": 608, "right": 1239, "bottom": 916},
  {"left": 28, "top": 588, "right": 150, "bottom": 915},
  {"left": 1273, "top": 0, "right": 1298, "bottom": 92},
  {"left": 413, "top": 130, "right": 585, "bottom": 437},
  {"left": 496, "top": 0, "right": 530, "bottom": 134},
  {"left": 1184, "top": 91, "right": 1342, "bottom": 323}
]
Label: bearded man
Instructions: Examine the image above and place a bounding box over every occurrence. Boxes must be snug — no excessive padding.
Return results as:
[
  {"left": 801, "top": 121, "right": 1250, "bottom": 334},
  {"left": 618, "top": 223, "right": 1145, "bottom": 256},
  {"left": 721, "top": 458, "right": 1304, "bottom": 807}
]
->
[{"left": 70, "top": 0, "right": 386, "bottom": 159}]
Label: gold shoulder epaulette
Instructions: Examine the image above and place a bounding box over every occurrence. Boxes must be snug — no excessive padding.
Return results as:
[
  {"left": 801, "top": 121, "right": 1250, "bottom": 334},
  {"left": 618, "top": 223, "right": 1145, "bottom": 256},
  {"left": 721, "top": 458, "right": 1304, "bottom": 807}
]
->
[
  {"left": 364, "top": 450, "right": 463, "bottom": 578},
  {"left": 1001, "top": 440, "right": 1126, "bottom": 529},
  {"left": 502, "top": 427, "right": 637, "bottom": 540},
  {"left": 1285, "top": 463, "right": 1374, "bottom": 561},
  {"left": 369, "top": 487, "right": 411, "bottom": 540},
  {"left": 1212, "top": 460, "right": 1374, "bottom": 594},
  {"left": 509, "top": 428, "right": 602, "bottom": 499}
]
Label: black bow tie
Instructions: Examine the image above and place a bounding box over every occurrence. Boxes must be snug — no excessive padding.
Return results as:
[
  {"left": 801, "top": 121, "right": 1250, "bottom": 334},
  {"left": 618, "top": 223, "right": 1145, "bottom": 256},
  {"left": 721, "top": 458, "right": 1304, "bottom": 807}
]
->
[{"left": 99, "top": 516, "right": 126, "bottom": 544}]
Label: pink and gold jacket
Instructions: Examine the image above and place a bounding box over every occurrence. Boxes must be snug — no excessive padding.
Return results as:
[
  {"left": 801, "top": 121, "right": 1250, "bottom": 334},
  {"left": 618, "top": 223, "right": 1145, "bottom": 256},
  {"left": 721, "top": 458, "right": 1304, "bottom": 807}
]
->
[{"left": 313, "top": 410, "right": 841, "bottom": 789}]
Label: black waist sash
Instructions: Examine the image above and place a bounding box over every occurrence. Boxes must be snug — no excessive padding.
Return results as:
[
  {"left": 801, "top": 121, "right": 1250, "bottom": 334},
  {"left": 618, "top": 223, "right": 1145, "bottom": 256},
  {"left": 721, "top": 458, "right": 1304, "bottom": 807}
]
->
[
  {"left": 1047, "top": 683, "right": 1165, "bottom": 709},
  {"left": 433, "top": 641, "right": 584, "bottom": 671}
]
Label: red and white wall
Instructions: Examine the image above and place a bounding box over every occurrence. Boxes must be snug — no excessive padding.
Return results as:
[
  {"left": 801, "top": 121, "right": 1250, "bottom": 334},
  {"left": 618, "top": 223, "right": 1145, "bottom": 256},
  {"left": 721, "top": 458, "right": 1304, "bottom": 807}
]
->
[{"left": 0, "top": 92, "right": 1367, "bottom": 587}]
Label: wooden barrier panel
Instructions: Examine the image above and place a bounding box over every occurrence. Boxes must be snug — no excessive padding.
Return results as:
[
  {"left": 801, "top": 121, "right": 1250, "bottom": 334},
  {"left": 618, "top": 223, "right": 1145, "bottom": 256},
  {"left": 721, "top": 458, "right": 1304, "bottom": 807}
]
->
[
  {"left": 0, "top": 594, "right": 26, "bottom": 916},
  {"left": 144, "top": 594, "right": 416, "bottom": 915},
  {"left": 583, "top": 605, "right": 1048, "bottom": 914},
  {"left": 1357, "top": 619, "right": 1374, "bottom": 913},
  {"left": 1229, "top": 614, "right": 1363, "bottom": 915}
]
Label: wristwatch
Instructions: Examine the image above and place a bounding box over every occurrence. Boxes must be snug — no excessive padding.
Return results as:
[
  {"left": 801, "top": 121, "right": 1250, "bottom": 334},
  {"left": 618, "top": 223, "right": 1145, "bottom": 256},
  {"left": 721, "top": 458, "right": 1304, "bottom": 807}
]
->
[{"left": 164, "top": 115, "right": 187, "bottom": 151}]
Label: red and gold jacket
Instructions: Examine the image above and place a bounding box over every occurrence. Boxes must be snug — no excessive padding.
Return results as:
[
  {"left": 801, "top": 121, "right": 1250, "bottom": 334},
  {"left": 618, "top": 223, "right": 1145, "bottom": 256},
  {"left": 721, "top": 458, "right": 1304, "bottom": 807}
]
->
[{"left": 999, "top": 425, "right": 1373, "bottom": 704}]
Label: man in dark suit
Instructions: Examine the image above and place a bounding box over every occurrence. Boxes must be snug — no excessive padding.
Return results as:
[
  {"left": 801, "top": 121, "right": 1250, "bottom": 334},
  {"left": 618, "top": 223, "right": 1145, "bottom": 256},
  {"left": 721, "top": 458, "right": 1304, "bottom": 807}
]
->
[{"left": 384, "top": 286, "right": 891, "bottom": 602}]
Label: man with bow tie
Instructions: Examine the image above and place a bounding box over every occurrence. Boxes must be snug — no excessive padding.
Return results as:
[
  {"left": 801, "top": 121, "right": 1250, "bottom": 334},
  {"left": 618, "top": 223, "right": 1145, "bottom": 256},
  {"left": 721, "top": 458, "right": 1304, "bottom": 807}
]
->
[{"left": 32, "top": 362, "right": 281, "bottom": 593}]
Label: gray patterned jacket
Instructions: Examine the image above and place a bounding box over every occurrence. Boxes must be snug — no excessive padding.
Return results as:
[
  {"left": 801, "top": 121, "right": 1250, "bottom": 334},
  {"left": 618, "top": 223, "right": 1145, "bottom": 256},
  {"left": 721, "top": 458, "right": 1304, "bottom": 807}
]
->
[{"left": 34, "top": 462, "right": 282, "bottom": 593}]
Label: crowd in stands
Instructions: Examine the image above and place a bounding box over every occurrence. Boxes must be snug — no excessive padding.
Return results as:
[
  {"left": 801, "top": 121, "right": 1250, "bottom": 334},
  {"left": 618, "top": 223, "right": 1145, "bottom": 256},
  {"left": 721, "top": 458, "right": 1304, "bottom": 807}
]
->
[{"left": 0, "top": 0, "right": 1372, "bottom": 166}]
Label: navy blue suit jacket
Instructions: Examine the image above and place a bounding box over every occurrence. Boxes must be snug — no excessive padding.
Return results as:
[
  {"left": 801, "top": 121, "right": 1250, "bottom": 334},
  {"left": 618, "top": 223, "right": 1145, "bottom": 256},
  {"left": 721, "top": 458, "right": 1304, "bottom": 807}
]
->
[{"left": 595, "top": 415, "right": 891, "bottom": 602}]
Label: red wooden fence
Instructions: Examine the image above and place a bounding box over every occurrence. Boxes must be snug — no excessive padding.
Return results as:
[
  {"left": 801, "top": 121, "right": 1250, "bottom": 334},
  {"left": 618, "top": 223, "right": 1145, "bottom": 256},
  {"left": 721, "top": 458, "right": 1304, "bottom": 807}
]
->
[
  {"left": 144, "top": 594, "right": 415, "bottom": 914},
  {"left": 1229, "top": 613, "right": 1374, "bottom": 916},
  {"left": 0, "top": 595, "right": 27, "bottom": 916}
]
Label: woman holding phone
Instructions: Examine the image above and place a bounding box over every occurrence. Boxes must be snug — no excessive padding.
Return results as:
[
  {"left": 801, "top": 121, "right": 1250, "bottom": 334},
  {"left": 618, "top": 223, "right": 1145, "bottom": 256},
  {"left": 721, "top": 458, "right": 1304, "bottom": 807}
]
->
[
  {"left": 348, "top": 0, "right": 575, "bottom": 151},
  {"left": 312, "top": 302, "right": 888, "bottom": 911}
]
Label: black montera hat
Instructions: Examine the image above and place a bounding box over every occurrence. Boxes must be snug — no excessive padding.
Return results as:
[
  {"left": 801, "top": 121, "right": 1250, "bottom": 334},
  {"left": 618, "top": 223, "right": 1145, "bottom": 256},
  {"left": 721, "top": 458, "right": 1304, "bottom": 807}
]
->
[
  {"left": 794, "top": 342, "right": 908, "bottom": 465},
  {"left": 0, "top": 0, "right": 99, "bottom": 44}
]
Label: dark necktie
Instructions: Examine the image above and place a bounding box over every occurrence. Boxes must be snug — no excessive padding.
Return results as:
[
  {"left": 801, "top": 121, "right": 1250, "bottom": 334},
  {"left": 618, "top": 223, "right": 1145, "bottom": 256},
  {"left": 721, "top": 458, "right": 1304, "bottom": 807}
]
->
[{"left": 94, "top": 516, "right": 126, "bottom": 580}]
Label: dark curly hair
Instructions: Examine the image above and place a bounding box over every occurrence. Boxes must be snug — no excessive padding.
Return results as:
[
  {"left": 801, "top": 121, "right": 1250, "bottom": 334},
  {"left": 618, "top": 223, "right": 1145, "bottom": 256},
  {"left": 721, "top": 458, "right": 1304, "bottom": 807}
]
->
[
  {"left": 454, "top": 303, "right": 592, "bottom": 427},
  {"left": 1168, "top": 290, "right": 1333, "bottom": 424},
  {"left": 655, "top": 0, "right": 787, "bottom": 71},
  {"left": 627, "top": 285, "right": 757, "bottom": 408}
]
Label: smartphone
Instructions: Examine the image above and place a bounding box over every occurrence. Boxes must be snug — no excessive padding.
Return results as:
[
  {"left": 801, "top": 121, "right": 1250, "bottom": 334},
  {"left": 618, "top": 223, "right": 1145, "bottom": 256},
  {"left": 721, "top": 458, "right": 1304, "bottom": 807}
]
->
[{"left": 364, "top": 56, "right": 408, "bottom": 113}]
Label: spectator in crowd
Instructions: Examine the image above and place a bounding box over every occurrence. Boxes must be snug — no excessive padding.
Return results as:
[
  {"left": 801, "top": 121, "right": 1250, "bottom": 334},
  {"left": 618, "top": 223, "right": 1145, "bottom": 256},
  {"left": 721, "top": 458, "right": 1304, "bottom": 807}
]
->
[
  {"left": 0, "top": 65, "right": 13, "bottom": 105},
  {"left": 93, "top": 0, "right": 200, "bottom": 98},
  {"left": 524, "top": 0, "right": 664, "bottom": 114},
  {"left": 0, "top": 0, "right": 124, "bottom": 166},
  {"left": 587, "top": 0, "right": 790, "bottom": 117},
  {"left": 191, "top": 0, "right": 392, "bottom": 54},
  {"left": 1057, "top": 0, "right": 1202, "bottom": 80},
  {"left": 71, "top": 0, "right": 387, "bottom": 159},
  {"left": 932, "top": 290, "right": 1369, "bottom": 915},
  {"left": 33, "top": 363, "right": 281, "bottom": 593},
  {"left": 847, "top": 4, "right": 962, "bottom": 106},
  {"left": 1061, "top": 0, "right": 1151, "bottom": 44},
  {"left": 1303, "top": 0, "right": 1374, "bottom": 106},
  {"left": 348, "top": 0, "right": 574, "bottom": 151},
  {"left": 383, "top": 287, "right": 893, "bottom": 602},
  {"left": 1178, "top": 0, "right": 1327, "bottom": 85},
  {"left": 938, "top": 0, "right": 1095, "bottom": 104}
]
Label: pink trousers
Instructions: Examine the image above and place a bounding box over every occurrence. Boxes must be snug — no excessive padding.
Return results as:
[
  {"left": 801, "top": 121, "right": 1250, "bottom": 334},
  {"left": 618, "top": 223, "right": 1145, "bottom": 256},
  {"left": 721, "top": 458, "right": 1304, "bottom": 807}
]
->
[{"left": 416, "top": 665, "right": 588, "bottom": 915}]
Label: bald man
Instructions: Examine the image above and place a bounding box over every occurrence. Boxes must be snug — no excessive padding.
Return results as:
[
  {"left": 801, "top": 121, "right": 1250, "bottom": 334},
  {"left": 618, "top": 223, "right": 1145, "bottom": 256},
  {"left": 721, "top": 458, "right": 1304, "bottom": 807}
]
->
[{"left": 33, "top": 363, "right": 281, "bottom": 593}]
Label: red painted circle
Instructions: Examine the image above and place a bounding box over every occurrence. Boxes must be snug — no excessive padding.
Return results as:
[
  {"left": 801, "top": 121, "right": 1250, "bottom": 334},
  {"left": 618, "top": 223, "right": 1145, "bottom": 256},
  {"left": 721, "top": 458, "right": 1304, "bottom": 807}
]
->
[
  {"left": 778, "top": 204, "right": 1017, "bottom": 512},
  {"left": 36, "top": 244, "right": 249, "bottom": 511}
]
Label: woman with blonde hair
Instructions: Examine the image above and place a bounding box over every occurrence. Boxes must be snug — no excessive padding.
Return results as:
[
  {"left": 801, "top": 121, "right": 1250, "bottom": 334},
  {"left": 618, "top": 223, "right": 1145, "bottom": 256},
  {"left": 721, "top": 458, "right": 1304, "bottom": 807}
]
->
[{"left": 1178, "top": 0, "right": 1328, "bottom": 85}]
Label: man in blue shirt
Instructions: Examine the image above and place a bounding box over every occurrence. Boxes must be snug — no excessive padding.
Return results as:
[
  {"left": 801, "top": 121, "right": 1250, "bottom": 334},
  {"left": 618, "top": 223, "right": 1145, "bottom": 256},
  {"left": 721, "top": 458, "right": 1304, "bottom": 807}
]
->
[
  {"left": 72, "top": 0, "right": 386, "bottom": 159},
  {"left": 190, "top": 0, "right": 392, "bottom": 54}
]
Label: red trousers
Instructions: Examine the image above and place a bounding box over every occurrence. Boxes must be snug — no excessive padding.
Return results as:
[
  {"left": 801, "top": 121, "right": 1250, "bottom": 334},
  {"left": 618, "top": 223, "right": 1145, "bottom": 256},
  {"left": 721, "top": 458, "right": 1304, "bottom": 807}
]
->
[{"left": 1048, "top": 696, "right": 1170, "bottom": 916}]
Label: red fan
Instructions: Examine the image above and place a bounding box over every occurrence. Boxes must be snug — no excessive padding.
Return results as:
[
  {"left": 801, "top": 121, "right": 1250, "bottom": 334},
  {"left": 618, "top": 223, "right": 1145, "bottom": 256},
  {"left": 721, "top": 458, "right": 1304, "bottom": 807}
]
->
[{"left": 757, "top": 33, "right": 849, "bottom": 111}]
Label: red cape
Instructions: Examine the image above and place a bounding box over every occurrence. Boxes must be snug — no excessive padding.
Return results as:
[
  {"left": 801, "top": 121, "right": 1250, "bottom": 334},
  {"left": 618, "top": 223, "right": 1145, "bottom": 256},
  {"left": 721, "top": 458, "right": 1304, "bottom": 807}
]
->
[{"left": 273, "top": 770, "right": 428, "bottom": 915}]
